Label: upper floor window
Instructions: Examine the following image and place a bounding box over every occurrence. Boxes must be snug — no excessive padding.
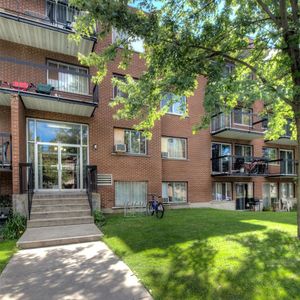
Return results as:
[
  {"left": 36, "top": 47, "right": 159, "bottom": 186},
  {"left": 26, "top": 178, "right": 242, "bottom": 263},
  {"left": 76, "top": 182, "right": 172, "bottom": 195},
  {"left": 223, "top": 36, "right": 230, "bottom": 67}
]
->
[
  {"left": 47, "top": 60, "right": 89, "bottom": 95},
  {"left": 233, "top": 108, "right": 252, "bottom": 126},
  {"left": 46, "top": 1, "right": 80, "bottom": 26},
  {"left": 262, "top": 147, "right": 278, "bottom": 164},
  {"left": 161, "top": 137, "right": 187, "bottom": 159},
  {"left": 235, "top": 144, "right": 252, "bottom": 162},
  {"left": 113, "top": 74, "right": 127, "bottom": 99},
  {"left": 114, "top": 128, "right": 146, "bottom": 155},
  {"left": 112, "top": 28, "right": 144, "bottom": 53},
  {"left": 161, "top": 94, "right": 187, "bottom": 116}
]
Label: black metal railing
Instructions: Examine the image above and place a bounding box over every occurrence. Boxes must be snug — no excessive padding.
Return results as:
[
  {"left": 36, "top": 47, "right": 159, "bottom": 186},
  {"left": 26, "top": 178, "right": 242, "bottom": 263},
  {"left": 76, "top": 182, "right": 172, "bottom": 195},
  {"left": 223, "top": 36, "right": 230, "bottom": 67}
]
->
[
  {"left": 211, "top": 155, "right": 269, "bottom": 176},
  {"left": 19, "top": 163, "right": 34, "bottom": 220},
  {"left": 0, "top": 56, "right": 99, "bottom": 105},
  {"left": 86, "top": 165, "right": 97, "bottom": 215},
  {"left": 0, "top": 133, "right": 12, "bottom": 170},
  {"left": 211, "top": 109, "right": 266, "bottom": 134},
  {"left": 267, "top": 158, "right": 297, "bottom": 177}
]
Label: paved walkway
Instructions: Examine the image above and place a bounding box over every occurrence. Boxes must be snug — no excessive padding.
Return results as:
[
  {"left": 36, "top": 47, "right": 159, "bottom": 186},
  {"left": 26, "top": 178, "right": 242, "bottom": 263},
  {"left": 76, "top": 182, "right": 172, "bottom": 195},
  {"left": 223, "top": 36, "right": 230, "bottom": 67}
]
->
[{"left": 0, "top": 242, "right": 152, "bottom": 300}]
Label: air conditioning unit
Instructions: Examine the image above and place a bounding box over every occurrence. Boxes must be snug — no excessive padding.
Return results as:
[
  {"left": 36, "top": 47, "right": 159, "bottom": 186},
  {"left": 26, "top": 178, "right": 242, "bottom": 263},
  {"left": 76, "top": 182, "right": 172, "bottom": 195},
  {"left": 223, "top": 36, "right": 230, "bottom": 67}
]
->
[
  {"left": 114, "top": 144, "right": 127, "bottom": 153},
  {"left": 161, "top": 152, "right": 169, "bottom": 159}
]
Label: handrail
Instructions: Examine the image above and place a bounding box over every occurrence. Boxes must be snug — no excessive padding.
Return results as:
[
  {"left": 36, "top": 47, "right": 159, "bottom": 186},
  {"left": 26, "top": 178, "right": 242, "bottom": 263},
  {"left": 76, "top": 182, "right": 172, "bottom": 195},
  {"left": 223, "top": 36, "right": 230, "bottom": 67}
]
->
[
  {"left": 86, "top": 165, "right": 97, "bottom": 215},
  {"left": 19, "top": 163, "right": 34, "bottom": 220}
]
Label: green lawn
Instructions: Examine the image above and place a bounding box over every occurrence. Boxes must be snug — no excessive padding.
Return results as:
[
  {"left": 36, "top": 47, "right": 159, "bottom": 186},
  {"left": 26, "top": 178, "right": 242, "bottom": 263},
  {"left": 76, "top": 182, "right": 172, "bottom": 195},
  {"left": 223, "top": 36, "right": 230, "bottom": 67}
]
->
[
  {"left": 0, "top": 240, "right": 17, "bottom": 273},
  {"left": 102, "top": 209, "right": 300, "bottom": 300}
]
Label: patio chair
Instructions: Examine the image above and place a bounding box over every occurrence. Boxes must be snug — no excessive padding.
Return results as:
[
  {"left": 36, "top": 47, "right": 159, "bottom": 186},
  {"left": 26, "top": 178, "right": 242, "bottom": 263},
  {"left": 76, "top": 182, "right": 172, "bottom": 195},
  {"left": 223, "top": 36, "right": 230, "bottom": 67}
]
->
[{"left": 281, "top": 198, "right": 293, "bottom": 212}]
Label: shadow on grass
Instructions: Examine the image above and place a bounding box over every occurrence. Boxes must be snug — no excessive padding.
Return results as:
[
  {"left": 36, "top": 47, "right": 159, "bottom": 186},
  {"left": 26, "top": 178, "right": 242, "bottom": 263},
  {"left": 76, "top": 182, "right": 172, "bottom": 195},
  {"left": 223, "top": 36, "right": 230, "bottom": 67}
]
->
[{"left": 146, "top": 230, "right": 300, "bottom": 300}]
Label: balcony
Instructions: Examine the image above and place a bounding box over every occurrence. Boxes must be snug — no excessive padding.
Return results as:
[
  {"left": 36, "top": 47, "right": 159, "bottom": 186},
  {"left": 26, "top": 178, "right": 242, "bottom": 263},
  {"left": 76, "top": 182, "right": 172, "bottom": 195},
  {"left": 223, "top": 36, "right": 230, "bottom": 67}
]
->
[
  {"left": 266, "top": 159, "right": 297, "bottom": 178},
  {"left": 211, "top": 155, "right": 269, "bottom": 177},
  {"left": 0, "top": 133, "right": 12, "bottom": 171},
  {"left": 211, "top": 109, "right": 265, "bottom": 140},
  {"left": 0, "top": 56, "right": 98, "bottom": 117},
  {"left": 265, "top": 122, "right": 297, "bottom": 146},
  {"left": 0, "top": 1, "right": 96, "bottom": 56}
]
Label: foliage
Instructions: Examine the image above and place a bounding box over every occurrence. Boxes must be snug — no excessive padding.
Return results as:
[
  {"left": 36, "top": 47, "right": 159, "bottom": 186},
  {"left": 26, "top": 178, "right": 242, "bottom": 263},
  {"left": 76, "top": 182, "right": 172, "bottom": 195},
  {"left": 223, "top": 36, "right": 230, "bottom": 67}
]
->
[
  {"left": 0, "top": 240, "right": 17, "bottom": 273},
  {"left": 0, "top": 195, "right": 12, "bottom": 208},
  {"left": 103, "top": 209, "right": 300, "bottom": 299},
  {"left": 2, "top": 213, "right": 26, "bottom": 240},
  {"left": 93, "top": 210, "right": 106, "bottom": 228}
]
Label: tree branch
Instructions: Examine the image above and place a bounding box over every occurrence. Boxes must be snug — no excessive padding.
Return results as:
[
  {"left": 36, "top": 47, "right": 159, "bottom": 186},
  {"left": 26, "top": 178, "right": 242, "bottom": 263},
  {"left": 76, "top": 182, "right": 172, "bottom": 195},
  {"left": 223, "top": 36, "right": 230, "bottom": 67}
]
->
[{"left": 256, "top": 0, "right": 281, "bottom": 28}]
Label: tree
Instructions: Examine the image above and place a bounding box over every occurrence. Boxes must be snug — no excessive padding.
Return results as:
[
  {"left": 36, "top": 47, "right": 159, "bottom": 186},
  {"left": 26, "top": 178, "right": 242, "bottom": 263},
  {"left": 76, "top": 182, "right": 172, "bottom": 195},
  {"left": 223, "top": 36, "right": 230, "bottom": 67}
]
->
[{"left": 70, "top": 0, "right": 300, "bottom": 236}]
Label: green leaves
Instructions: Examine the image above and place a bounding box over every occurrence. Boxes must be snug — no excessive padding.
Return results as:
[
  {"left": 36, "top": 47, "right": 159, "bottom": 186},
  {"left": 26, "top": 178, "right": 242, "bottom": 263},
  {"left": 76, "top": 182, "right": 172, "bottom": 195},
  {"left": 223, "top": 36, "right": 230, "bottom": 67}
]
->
[{"left": 70, "top": 0, "right": 300, "bottom": 140}]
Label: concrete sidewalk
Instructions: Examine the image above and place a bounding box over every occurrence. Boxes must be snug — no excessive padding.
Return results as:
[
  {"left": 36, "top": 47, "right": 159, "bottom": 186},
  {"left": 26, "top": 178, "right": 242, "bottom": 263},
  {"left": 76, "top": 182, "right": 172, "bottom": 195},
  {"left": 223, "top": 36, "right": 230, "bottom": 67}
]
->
[{"left": 0, "top": 241, "right": 152, "bottom": 300}]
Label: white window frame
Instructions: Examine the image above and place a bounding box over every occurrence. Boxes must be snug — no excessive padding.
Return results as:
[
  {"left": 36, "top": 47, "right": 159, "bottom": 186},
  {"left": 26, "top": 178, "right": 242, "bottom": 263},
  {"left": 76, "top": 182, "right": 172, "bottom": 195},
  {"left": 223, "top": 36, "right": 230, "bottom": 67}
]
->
[
  {"left": 279, "top": 182, "right": 294, "bottom": 199},
  {"left": 262, "top": 147, "right": 278, "bottom": 165},
  {"left": 162, "top": 182, "right": 187, "bottom": 203},
  {"left": 212, "top": 182, "right": 232, "bottom": 201},
  {"left": 162, "top": 137, "right": 187, "bottom": 160},
  {"left": 47, "top": 60, "right": 89, "bottom": 95},
  {"left": 233, "top": 108, "right": 252, "bottom": 127},
  {"left": 112, "top": 28, "right": 145, "bottom": 53},
  {"left": 235, "top": 144, "right": 252, "bottom": 162},
  {"left": 161, "top": 94, "right": 187, "bottom": 116}
]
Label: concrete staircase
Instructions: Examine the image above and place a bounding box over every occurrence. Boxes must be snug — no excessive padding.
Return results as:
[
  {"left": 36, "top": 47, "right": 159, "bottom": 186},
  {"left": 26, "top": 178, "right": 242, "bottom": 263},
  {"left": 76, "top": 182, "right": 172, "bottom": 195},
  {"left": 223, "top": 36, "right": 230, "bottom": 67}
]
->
[{"left": 17, "top": 192, "right": 103, "bottom": 249}]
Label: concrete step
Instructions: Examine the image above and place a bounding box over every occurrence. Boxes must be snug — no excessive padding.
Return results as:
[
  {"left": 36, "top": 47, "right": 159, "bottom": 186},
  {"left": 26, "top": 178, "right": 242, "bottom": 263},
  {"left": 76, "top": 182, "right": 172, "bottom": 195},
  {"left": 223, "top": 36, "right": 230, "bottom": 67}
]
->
[
  {"left": 30, "top": 210, "right": 91, "bottom": 220},
  {"left": 33, "top": 192, "right": 87, "bottom": 199},
  {"left": 32, "top": 198, "right": 88, "bottom": 206},
  {"left": 27, "top": 216, "right": 93, "bottom": 228},
  {"left": 17, "top": 224, "right": 103, "bottom": 249},
  {"left": 31, "top": 204, "right": 90, "bottom": 213}
]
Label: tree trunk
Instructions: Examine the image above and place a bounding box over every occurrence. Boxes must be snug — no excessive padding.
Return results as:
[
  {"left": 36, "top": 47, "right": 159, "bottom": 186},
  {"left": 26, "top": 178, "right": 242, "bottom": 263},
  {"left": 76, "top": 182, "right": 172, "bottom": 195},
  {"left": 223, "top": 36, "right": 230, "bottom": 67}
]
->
[{"left": 295, "top": 116, "right": 300, "bottom": 238}]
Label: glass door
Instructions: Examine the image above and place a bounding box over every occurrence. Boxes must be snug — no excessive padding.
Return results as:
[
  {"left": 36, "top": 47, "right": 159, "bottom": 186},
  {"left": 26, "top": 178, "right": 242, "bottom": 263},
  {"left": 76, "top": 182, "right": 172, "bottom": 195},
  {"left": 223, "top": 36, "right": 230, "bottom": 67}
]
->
[
  {"left": 60, "top": 145, "right": 81, "bottom": 190},
  {"left": 37, "top": 144, "right": 59, "bottom": 190},
  {"left": 235, "top": 183, "right": 253, "bottom": 210},
  {"left": 280, "top": 150, "right": 294, "bottom": 174}
]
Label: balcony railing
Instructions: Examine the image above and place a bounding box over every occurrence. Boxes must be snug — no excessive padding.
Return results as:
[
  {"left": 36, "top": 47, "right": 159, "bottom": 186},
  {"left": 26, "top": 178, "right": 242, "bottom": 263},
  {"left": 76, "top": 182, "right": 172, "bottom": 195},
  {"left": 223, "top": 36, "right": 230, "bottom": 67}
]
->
[
  {"left": 267, "top": 158, "right": 297, "bottom": 177},
  {"left": 211, "top": 110, "right": 266, "bottom": 139},
  {"left": 0, "top": 133, "right": 12, "bottom": 170},
  {"left": 1, "top": 1, "right": 92, "bottom": 33},
  {"left": 211, "top": 155, "right": 297, "bottom": 177},
  {"left": 211, "top": 155, "right": 269, "bottom": 176},
  {"left": 0, "top": 56, "right": 99, "bottom": 105}
]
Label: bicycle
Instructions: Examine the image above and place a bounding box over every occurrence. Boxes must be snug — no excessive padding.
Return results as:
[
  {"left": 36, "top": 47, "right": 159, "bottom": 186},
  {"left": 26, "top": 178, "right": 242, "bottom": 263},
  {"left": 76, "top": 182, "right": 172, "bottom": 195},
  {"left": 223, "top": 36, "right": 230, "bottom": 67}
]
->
[{"left": 147, "top": 194, "right": 165, "bottom": 219}]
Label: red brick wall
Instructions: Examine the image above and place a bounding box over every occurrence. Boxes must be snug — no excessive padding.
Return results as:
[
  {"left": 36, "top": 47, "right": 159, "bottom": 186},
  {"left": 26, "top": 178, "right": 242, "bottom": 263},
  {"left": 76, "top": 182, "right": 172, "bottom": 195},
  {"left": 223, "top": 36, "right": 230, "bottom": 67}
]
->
[
  {"left": 0, "top": 172, "right": 12, "bottom": 195},
  {"left": 0, "top": 0, "right": 45, "bottom": 15}
]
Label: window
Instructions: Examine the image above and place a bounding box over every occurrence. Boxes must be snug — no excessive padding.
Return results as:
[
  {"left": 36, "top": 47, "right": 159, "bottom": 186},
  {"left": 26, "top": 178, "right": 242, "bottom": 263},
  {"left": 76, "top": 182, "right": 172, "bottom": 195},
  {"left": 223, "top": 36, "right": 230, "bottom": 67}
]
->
[
  {"left": 161, "top": 93, "right": 187, "bottom": 116},
  {"left": 161, "top": 137, "right": 187, "bottom": 159},
  {"left": 263, "top": 183, "right": 278, "bottom": 208},
  {"left": 212, "top": 182, "right": 232, "bottom": 201},
  {"left": 225, "top": 63, "right": 235, "bottom": 75},
  {"left": 235, "top": 144, "right": 252, "bottom": 162},
  {"left": 112, "top": 28, "right": 144, "bottom": 53},
  {"left": 262, "top": 147, "right": 278, "bottom": 164},
  {"left": 113, "top": 74, "right": 127, "bottom": 99},
  {"left": 280, "top": 183, "right": 294, "bottom": 199},
  {"left": 233, "top": 108, "right": 252, "bottom": 126},
  {"left": 47, "top": 60, "right": 89, "bottom": 95},
  {"left": 115, "top": 181, "right": 147, "bottom": 206},
  {"left": 162, "top": 182, "right": 187, "bottom": 203},
  {"left": 211, "top": 143, "right": 231, "bottom": 173},
  {"left": 114, "top": 128, "right": 146, "bottom": 155},
  {"left": 280, "top": 150, "right": 294, "bottom": 174}
]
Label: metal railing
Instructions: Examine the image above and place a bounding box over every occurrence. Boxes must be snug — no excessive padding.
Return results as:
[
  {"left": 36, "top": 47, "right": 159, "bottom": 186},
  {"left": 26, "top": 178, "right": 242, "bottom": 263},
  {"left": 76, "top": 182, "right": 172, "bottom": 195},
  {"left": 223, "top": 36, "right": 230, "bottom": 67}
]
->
[
  {"left": 211, "top": 110, "right": 266, "bottom": 134},
  {"left": 267, "top": 158, "right": 297, "bottom": 177},
  {"left": 86, "top": 165, "right": 97, "bottom": 215},
  {"left": 0, "top": 56, "right": 99, "bottom": 104},
  {"left": 1, "top": 0, "right": 93, "bottom": 34},
  {"left": 19, "top": 163, "right": 34, "bottom": 220},
  {"left": 0, "top": 133, "right": 12, "bottom": 170},
  {"left": 211, "top": 155, "right": 269, "bottom": 176}
]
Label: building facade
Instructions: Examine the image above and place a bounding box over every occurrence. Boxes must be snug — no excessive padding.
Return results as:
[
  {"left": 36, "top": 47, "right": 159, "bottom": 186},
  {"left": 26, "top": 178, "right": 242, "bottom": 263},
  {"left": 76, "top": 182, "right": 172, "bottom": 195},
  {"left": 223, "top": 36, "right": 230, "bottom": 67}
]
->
[{"left": 0, "top": 0, "right": 297, "bottom": 215}]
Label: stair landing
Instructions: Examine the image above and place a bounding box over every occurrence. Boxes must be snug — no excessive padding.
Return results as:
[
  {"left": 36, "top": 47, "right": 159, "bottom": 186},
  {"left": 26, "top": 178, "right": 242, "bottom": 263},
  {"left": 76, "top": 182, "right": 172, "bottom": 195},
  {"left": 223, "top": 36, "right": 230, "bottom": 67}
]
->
[{"left": 17, "top": 224, "right": 103, "bottom": 249}]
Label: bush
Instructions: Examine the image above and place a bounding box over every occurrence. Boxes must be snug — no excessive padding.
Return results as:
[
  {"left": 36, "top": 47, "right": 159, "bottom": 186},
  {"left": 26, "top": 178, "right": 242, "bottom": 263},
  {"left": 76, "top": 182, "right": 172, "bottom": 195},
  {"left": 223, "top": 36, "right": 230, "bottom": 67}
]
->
[
  {"left": 93, "top": 210, "right": 106, "bottom": 229},
  {"left": 263, "top": 206, "right": 272, "bottom": 211},
  {"left": 2, "top": 213, "right": 26, "bottom": 240}
]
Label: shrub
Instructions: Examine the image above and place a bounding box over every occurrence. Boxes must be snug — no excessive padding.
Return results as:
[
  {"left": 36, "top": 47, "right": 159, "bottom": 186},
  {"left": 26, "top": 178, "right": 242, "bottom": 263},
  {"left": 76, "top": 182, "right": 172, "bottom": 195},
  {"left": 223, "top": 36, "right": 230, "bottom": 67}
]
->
[
  {"left": 2, "top": 213, "right": 26, "bottom": 240},
  {"left": 263, "top": 206, "right": 272, "bottom": 212},
  {"left": 93, "top": 210, "right": 106, "bottom": 228}
]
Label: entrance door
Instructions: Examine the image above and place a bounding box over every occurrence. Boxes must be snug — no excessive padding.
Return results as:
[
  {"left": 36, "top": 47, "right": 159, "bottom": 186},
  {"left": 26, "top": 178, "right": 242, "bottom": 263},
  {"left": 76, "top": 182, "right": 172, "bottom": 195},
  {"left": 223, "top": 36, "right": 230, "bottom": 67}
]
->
[
  {"left": 235, "top": 183, "right": 253, "bottom": 210},
  {"left": 37, "top": 143, "right": 81, "bottom": 190}
]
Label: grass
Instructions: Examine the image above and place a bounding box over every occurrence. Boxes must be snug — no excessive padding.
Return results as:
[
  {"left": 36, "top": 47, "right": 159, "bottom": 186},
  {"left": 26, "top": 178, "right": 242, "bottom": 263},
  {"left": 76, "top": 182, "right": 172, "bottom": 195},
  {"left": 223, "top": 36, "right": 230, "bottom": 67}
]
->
[
  {"left": 102, "top": 209, "right": 300, "bottom": 300},
  {"left": 0, "top": 240, "right": 17, "bottom": 273}
]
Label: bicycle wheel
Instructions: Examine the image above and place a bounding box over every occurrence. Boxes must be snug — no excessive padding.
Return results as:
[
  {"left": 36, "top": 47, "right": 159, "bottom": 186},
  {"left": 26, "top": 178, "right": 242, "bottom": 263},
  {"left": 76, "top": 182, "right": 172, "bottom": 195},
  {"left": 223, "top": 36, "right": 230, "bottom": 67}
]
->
[
  {"left": 156, "top": 203, "right": 164, "bottom": 219},
  {"left": 147, "top": 202, "right": 155, "bottom": 216}
]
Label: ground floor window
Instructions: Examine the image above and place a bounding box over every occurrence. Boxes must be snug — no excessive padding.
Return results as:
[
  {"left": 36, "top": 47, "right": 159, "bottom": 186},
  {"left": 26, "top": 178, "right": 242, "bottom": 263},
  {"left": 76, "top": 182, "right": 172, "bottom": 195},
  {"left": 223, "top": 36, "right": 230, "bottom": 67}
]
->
[
  {"left": 262, "top": 183, "right": 278, "bottom": 208},
  {"left": 212, "top": 182, "right": 232, "bottom": 201},
  {"left": 115, "top": 181, "right": 147, "bottom": 207},
  {"left": 162, "top": 182, "right": 187, "bottom": 203},
  {"left": 280, "top": 182, "right": 294, "bottom": 199},
  {"left": 235, "top": 182, "right": 254, "bottom": 210}
]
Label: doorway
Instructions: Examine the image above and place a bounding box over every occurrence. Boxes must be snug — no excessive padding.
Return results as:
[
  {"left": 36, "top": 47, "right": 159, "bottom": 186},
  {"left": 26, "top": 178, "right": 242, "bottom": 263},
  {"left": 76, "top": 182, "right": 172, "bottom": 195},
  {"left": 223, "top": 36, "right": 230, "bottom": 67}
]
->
[{"left": 235, "top": 182, "right": 253, "bottom": 210}]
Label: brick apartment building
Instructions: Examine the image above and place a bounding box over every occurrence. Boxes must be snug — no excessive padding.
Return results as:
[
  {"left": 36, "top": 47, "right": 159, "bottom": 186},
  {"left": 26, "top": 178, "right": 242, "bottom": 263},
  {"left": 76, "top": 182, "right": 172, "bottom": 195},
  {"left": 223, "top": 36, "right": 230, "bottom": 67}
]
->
[{"left": 0, "top": 0, "right": 297, "bottom": 219}]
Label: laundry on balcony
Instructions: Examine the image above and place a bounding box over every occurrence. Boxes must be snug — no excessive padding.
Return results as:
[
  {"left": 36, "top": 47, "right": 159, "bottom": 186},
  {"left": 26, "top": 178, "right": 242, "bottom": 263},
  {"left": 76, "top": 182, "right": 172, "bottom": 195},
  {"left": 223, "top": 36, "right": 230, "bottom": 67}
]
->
[
  {"left": 10, "top": 81, "right": 35, "bottom": 91},
  {"left": 36, "top": 83, "right": 54, "bottom": 95}
]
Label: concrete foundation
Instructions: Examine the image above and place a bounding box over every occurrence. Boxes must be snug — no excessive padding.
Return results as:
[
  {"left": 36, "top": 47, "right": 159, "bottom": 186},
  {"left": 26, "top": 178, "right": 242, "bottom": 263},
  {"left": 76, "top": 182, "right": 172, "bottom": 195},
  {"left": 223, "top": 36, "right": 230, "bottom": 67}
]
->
[
  {"left": 92, "top": 193, "right": 101, "bottom": 211},
  {"left": 13, "top": 193, "right": 28, "bottom": 218}
]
